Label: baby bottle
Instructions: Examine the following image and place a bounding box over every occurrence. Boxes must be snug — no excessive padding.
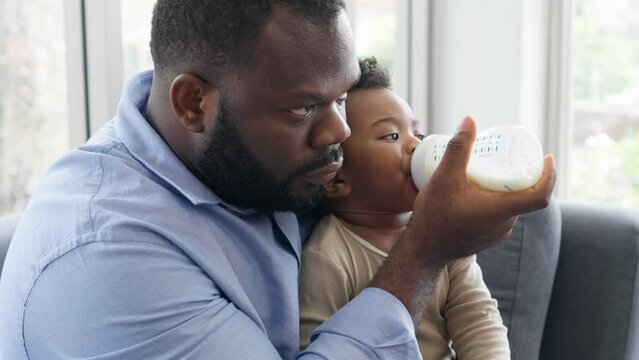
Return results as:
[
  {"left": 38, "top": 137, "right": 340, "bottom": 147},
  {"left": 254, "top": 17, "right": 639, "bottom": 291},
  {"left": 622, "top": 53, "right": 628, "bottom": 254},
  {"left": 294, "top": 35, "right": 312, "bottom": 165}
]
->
[{"left": 411, "top": 125, "right": 544, "bottom": 192}]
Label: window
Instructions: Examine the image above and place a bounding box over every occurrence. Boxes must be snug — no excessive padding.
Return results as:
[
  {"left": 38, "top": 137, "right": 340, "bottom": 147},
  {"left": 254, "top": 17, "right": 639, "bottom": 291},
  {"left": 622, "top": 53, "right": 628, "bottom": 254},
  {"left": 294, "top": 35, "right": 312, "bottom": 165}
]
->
[
  {"left": 0, "top": 1, "right": 71, "bottom": 215},
  {"left": 350, "top": 0, "right": 403, "bottom": 72},
  {"left": 570, "top": 0, "right": 639, "bottom": 207},
  {"left": 121, "top": 0, "right": 155, "bottom": 81},
  {"left": 347, "top": 0, "right": 420, "bottom": 107}
]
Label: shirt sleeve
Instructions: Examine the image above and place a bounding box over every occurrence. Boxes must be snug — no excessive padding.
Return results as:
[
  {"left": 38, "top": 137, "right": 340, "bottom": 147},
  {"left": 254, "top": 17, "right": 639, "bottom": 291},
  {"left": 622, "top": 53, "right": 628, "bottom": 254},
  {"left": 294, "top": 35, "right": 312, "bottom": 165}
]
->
[
  {"left": 444, "top": 255, "right": 511, "bottom": 360},
  {"left": 23, "top": 238, "right": 420, "bottom": 360},
  {"left": 22, "top": 239, "right": 284, "bottom": 360},
  {"left": 300, "top": 288, "right": 421, "bottom": 360}
]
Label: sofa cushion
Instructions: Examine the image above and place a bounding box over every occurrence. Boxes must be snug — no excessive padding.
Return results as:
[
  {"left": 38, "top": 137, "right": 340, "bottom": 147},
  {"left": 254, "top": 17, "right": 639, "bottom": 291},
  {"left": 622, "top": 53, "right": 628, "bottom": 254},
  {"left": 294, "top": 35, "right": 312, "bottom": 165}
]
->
[
  {"left": 540, "top": 202, "right": 639, "bottom": 360},
  {"left": 477, "top": 198, "right": 561, "bottom": 360}
]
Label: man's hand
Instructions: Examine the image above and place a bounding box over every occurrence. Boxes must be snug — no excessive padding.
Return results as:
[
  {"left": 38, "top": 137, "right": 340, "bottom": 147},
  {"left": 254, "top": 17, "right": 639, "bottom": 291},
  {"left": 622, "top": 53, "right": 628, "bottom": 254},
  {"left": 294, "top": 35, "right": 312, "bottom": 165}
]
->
[
  {"left": 370, "top": 115, "right": 555, "bottom": 326},
  {"left": 408, "top": 116, "right": 556, "bottom": 266}
]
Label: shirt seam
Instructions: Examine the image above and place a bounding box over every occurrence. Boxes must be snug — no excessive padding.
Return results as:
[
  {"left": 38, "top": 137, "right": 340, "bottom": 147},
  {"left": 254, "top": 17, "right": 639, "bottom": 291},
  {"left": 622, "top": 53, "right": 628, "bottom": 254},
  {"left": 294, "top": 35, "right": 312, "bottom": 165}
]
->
[
  {"left": 19, "top": 236, "right": 182, "bottom": 360},
  {"left": 329, "top": 215, "right": 390, "bottom": 258},
  {"left": 88, "top": 143, "right": 119, "bottom": 236},
  {"left": 20, "top": 143, "right": 118, "bottom": 360},
  {"left": 307, "top": 330, "right": 384, "bottom": 359},
  {"left": 344, "top": 229, "right": 390, "bottom": 258}
]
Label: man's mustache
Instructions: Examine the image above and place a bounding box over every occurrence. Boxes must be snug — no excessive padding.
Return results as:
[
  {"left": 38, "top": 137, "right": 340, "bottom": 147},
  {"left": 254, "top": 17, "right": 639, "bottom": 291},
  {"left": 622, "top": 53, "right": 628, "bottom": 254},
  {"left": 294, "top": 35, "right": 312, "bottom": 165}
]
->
[{"left": 294, "top": 145, "right": 344, "bottom": 176}]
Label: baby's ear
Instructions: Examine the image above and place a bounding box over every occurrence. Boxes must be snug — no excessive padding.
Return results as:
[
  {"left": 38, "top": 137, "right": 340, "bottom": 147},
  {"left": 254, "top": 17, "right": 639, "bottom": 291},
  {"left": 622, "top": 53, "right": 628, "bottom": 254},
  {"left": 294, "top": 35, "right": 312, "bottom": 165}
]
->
[{"left": 323, "top": 171, "right": 351, "bottom": 198}]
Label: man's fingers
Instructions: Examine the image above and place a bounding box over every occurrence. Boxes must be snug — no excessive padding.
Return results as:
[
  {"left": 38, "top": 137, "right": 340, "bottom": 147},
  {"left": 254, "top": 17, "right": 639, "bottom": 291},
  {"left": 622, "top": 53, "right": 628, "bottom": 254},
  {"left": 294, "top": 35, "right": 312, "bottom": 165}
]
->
[
  {"left": 434, "top": 116, "right": 477, "bottom": 182},
  {"left": 501, "top": 154, "right": 557, "bottom": 216},
  {"left": 535, "top": 155, "right": 557, "bottom": 193},
  {"left": 530, "top": 155, "right": 556, "bottom": 206}
]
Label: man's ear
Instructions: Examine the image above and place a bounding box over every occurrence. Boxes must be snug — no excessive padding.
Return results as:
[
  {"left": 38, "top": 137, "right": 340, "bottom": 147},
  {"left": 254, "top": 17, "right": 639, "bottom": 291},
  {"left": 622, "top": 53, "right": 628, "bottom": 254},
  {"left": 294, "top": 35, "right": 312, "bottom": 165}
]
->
[
  {"left": 169, "top": 74, "right": 219, "bottom": 133},
  {"left": 323, "top": 171, "right": 351, "bottom": 198}
]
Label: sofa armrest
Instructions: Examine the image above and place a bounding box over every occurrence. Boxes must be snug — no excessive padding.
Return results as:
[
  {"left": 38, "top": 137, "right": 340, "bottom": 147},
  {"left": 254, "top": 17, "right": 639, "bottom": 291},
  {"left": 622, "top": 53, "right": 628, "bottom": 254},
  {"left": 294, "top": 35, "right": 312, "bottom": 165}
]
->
[{"left": 540, "top": 201, "right": 639, "bottom": 360}]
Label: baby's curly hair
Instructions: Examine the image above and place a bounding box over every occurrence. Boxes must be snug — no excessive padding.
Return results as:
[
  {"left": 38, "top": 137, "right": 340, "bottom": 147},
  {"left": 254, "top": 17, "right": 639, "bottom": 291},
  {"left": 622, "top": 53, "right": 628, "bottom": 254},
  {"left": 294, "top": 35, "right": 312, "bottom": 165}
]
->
[{"left": 350, "top": 57, "right": 392, "bottom": 91}]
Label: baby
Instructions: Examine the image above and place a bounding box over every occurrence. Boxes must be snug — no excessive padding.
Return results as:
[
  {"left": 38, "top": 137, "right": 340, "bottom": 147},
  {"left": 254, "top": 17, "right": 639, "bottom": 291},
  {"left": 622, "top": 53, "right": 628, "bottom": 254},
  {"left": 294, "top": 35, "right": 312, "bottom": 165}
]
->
[{"left": 299, "top": 57, "right": 510, "bottom": 359}]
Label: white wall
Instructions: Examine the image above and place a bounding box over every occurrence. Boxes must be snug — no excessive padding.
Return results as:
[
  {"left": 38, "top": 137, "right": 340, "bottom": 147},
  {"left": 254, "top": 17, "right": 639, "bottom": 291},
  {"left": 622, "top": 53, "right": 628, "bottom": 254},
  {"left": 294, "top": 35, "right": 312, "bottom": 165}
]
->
[{"left": 428, "top": 0, "right": 549, "bottom": 137}]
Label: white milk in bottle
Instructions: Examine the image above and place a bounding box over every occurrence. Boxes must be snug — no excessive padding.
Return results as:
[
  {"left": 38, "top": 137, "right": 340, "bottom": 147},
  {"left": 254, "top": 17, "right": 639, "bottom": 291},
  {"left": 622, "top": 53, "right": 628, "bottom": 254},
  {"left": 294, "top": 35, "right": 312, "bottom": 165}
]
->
[{"left": 411, "top": 125, "right": 544, "bottom": 192}]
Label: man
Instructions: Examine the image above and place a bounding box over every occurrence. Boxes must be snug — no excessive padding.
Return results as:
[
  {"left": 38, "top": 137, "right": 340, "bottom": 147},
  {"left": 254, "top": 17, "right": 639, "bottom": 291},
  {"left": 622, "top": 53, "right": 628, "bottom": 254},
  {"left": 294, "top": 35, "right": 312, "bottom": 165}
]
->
[{"left": 0, "top": 1, "right": 555, "bottom": 359}]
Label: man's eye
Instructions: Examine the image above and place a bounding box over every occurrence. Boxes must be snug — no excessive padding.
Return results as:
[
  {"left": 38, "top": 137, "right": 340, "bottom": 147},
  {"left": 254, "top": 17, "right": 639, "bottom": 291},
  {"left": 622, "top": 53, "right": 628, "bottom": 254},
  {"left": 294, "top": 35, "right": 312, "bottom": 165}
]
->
[
  {"left": 290, "top": 105, "right": 315, "bottom": 117},
  {"left": 335, "top": 95, "right": 347, "bottom": 106},
  {"left": 382, "top": 133, "right": 399, "bottom": 141}
]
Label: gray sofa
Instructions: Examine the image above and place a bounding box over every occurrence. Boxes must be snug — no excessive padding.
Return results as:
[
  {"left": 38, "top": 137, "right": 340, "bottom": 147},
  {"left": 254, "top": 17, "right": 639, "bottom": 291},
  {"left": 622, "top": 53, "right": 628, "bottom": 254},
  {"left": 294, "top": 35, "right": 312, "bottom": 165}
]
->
[
  {"left": 477, "top": 199, "right": 639, "bottom": 360},
  {"left": 1, "top": 200, "right": 638, "bottom": 360}
]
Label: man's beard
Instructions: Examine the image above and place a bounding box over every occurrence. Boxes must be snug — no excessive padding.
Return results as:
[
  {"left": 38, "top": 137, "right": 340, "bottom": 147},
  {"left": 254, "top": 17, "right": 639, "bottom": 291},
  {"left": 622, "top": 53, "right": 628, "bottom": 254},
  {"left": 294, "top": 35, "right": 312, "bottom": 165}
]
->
[{"left": 196, "top": 96, "right": 343, "bottom": 212}]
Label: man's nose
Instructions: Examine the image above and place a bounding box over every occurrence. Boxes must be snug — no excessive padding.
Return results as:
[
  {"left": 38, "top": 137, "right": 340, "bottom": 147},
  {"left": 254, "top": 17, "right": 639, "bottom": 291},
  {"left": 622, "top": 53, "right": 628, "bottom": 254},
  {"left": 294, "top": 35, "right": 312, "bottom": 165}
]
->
[{"left": 309, "top": 105, "right": 351, "bottom": 149}]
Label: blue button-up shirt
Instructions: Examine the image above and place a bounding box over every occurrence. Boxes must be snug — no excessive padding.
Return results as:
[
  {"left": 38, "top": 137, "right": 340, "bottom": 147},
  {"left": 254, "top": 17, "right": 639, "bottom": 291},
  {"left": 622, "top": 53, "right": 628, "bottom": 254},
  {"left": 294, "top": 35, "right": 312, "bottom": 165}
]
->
[{"left": 0, "top": 71, "right": 420, "bottom": 359}]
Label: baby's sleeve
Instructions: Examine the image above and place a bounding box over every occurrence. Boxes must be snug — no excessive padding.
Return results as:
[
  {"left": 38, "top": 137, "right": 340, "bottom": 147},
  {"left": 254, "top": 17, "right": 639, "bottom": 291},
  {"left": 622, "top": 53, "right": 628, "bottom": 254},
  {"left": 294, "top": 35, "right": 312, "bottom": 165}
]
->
[
  {"left": 444, "top": 255, "right": 511, "bottom": 360},
  {"left": 299, "top": 248, "right": 352, "bottom": 351}
]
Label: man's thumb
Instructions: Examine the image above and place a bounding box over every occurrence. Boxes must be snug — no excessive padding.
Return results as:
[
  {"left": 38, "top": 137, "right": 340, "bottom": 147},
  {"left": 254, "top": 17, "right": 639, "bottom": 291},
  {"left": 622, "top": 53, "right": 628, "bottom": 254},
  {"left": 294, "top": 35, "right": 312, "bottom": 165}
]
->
[{"left": 436, "top": 116, "right": 477, "bottom": 179}]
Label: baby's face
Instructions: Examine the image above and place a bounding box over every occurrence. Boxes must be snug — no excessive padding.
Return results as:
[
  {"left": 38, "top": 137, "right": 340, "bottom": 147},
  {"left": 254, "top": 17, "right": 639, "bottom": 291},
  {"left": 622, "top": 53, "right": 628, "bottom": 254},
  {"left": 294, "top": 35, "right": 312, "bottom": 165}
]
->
[{"left": 340, "top": 87, "right": 425, "bottom": 213}]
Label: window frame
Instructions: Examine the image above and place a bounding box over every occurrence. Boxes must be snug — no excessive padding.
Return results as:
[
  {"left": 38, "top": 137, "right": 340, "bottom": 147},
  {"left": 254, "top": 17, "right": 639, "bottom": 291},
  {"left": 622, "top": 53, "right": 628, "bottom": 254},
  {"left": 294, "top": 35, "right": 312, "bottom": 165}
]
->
[
  {"left": 64, "top": 0, "right": 90, "bottom": 147},
  {"left": 545, "top": 0, "right": 574, "bottom": 199},
  {"left": 67, "top": 0, "right": 124, "bottom": 137}
]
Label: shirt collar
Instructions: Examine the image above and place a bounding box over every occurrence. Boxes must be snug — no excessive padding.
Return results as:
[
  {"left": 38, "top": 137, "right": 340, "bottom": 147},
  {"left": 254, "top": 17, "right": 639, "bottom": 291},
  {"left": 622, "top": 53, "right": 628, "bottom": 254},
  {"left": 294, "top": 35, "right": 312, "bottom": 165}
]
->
[{"left": 115, "top": 70, "right": 223, "bottom": 207}]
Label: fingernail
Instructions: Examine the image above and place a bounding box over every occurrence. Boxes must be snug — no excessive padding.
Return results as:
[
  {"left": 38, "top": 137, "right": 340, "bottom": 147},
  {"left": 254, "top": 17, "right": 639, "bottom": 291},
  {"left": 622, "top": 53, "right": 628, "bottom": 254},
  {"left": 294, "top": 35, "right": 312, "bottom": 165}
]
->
[{"left": 457, "top": 116, "right": 472, "bottom": 133}]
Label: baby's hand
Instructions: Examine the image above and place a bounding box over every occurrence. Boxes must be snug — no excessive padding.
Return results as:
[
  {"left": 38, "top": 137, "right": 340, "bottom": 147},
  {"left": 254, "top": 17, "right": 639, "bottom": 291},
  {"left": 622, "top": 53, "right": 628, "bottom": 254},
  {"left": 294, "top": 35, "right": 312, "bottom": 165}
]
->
[{"left": 408, "top": 116, "right": 556, "bottom": 266}]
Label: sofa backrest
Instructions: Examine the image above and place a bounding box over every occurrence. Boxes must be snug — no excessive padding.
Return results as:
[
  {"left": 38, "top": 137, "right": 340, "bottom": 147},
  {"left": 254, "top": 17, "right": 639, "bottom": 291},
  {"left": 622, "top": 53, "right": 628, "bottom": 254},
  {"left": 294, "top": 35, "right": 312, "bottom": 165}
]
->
[
  {"left": 541, "top": 201, "right": 639, "bottom": 360},
  {"left": 477, "top": 198, "right": 562, "bottom": 360}
]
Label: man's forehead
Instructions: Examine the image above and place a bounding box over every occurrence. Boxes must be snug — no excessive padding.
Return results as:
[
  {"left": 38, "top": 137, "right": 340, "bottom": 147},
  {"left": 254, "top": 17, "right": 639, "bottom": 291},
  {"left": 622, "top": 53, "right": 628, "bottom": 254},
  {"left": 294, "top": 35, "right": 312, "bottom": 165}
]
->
[
  {"left": 247, "top": 6, "right": 359, "bottom": 91},
  {"left": 262, "top": 5, "right": 346, "bottom": 48}
]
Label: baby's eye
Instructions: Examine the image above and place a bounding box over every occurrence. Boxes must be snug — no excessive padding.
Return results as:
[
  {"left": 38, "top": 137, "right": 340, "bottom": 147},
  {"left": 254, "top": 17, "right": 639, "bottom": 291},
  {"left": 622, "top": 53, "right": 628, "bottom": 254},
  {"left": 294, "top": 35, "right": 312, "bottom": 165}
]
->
[
  {"left": 415, "top": 133, "right": 425, "bottom": 141},
  {"left": 382, "top": 133, "right": 399, "bottom": 141},
  {"left": 290, "top": 105, "right": 315, "bottom": 117}
]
